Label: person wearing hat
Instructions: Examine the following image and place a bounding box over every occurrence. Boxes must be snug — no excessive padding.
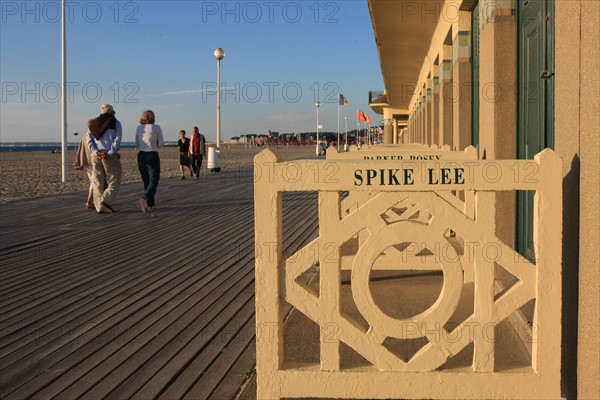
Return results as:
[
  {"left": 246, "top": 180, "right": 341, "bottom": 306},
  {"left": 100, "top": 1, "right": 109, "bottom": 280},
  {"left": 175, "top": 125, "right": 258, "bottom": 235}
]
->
[{"left": 86, "top": 104, "right": 123, "bottom": 214}]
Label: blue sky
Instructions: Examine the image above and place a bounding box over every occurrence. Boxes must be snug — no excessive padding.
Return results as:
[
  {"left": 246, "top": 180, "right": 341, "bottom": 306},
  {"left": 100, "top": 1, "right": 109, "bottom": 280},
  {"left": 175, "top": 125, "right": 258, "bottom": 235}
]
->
[{"left": 1, "top": 0, "right": 383, "bottom": 143}]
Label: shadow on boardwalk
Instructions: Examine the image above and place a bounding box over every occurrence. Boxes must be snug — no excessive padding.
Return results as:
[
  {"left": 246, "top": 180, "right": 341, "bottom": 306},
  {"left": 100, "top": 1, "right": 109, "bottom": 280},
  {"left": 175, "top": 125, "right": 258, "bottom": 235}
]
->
[{"left": 0, "top": 170, "right": 318, "bottom": 399}]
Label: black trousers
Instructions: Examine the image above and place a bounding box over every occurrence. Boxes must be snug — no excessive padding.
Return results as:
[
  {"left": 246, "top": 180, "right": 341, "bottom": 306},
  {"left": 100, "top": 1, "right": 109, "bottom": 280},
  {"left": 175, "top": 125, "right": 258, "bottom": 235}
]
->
[{"left": 190, "top": 154, "right": 203, "bottom": 177}]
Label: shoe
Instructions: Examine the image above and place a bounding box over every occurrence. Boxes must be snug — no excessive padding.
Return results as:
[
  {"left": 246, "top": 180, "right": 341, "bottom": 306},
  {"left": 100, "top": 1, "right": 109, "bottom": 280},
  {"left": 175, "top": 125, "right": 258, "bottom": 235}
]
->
[
  {"left": 86, "top": 203, "right": 94, "bottom": 210},
  {"left": 194, "top": 176, "right": 199, "bottom": 180},
  {"left": 101, "top": 202, "right": 115, "bottom": 213},
  {"left": 181, "top": 176, "right": 185, "bottom": 180},
  {"left": 139, "top": 198, "right": 148, "bottom": 214}
]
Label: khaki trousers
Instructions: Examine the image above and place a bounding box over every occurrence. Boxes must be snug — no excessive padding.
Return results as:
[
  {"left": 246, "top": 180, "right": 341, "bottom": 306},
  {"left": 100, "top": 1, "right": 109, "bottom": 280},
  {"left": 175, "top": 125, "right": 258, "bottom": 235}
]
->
[{"left": 91, "top": 153, "right": 122, "bottom": 211}]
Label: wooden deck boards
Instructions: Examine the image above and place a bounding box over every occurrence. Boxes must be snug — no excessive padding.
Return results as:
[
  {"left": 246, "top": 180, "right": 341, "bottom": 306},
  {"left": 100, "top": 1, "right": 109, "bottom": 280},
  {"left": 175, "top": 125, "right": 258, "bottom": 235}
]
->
[{"left": 0, "top": 170, "right": 318, "bottom": 399}]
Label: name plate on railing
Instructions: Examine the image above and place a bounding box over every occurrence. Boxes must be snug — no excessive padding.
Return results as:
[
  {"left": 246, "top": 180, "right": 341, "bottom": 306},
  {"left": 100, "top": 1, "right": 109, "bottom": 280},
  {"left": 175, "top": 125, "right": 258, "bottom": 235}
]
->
[
  {"left": 255, "top": 158, "right": 543, "bottom": 191},
  {"left": 326, "top": 144, "right": 477, "bottom": 161}
]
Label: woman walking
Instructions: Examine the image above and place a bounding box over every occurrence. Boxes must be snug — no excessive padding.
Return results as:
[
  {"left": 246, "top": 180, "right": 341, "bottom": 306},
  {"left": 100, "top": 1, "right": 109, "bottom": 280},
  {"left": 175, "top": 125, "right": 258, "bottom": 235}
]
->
[
  {"left": 177, "top": 130, "right": 193, "bottom": 179},
  {"left": 135, "top": 110, "right": 164, "bottom": 213}
]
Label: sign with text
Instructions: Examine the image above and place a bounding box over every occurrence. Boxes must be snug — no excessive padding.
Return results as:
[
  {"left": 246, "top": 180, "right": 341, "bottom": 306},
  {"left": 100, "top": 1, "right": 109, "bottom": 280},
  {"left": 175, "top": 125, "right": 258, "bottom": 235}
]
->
[{"left": 326, "top": 145, "right": 478, "bottom": 161}]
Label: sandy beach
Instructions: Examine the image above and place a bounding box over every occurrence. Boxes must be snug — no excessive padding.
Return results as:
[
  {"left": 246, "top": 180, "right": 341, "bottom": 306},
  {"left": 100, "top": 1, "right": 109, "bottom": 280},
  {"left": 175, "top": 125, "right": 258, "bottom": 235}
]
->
[{"left": 0, "top": 144, "right": 316, "bottom": 203}]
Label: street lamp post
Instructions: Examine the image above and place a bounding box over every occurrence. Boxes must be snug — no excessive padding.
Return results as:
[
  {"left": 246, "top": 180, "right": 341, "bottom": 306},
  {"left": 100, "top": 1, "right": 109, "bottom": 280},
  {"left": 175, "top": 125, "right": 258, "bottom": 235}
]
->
[
  {"left": 208, "top": 47, "right": 225, "bottom": 173},
  {"left": 315, "top": 101, "right": 321, "bottom": 156},
  {"left": 214, "top": 47, "right": 225, "bottom": 148},
  {"left": 61, "top": 0, "right": 67, "bottom": 182}
]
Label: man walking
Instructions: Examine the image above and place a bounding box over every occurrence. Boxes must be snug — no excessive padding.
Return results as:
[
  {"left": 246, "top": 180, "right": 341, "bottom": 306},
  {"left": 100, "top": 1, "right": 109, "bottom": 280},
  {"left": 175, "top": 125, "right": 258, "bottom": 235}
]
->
[
  {"left": 188, "top": 126, "right": 206, "bottom": 180},
  {"left": 86, "top": 104, "right": 123, "bottom": 214}
]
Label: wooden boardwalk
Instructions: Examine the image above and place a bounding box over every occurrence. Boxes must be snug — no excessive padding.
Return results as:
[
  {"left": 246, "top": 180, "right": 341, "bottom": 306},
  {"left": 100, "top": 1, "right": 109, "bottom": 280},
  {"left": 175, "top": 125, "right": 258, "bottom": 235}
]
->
[{"left": 0, "top": 170, "right": 318, "bottom": 399}]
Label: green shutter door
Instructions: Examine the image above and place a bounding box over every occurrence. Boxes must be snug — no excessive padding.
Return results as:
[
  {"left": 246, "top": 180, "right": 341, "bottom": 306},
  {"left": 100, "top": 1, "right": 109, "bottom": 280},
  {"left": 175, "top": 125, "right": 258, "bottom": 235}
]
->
[{"left": 517, "top": 0, "right": 554, "bottom": 260}]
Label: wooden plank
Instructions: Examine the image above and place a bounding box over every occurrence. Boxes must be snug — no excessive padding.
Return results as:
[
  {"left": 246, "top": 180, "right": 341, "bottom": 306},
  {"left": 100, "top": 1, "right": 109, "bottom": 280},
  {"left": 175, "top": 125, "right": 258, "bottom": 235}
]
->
[
  {"left": 2, "top": 231, "right": 260, "bottom": 396},
  {"left": 208, "top": 340, "right": 256, "bottom": 400},
  {"left": 0, "top": 195, "right": 251, "bottom": 308},
  {"left": 3, "top": 179, "right": 254, "bottom": 394},
  {"left": 129, "top": 297, "right": 257, "bottom": 400},
  {"left": 0, "top": 227, "right": 254, "bottom": 382},
  {"left": 0, "top": 171, "right": 320, "bottom": 400},
  {"left": 156, "top": 313, "right": 256, "bottom": 400},
  {"left": 0, "top": 208, "right": 255, "bottom": 352},
  {"left": 183, "top": 316, "right": 256, "bottom": 400},
  {"left": 17, "top": 254, "right": 257, "bottom": 399},
  {"left": 75, "top": 198, "right": 313, "bottom": 399},
  {"left": 0, "top": 178, "right": 259, "bottom": 331},
  {"left": 61, "top": 274, "right": 257, "bottom": 400}
]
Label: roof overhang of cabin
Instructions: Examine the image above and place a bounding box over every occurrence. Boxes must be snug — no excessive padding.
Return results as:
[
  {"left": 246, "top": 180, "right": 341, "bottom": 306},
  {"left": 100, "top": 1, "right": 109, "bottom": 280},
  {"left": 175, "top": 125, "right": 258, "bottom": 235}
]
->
[{"left": 368, "top": 0, "right": 468, "bottom": 113}]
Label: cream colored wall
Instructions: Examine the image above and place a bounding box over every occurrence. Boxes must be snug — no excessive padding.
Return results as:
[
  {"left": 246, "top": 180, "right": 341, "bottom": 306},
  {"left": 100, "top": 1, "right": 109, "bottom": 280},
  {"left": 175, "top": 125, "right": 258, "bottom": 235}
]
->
[
  {"left": 555, "top": 2, "right": 582, "bottom": 398},
  {"left": 431, "top": 66, "right": 440, "bottom": 147},
  {"left": 452, "top": 13, "right": 472, "bottom": 152},
  {"left": 477, "top": 14, "right": 516, "bottom": 247},
  {"left": 555, "top": 1, "right": 600, "bottom": 399},
  {"left": 439, "top": 45, "right": 453, "bottom": 147}
]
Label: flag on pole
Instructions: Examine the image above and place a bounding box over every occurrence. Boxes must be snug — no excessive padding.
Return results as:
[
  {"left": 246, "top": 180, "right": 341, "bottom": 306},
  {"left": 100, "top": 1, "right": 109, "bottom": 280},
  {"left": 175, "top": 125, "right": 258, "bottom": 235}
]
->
[
  {"left": 358, "top": 109, "right": 367, "bottom": 122},
  {"left": 365, "top": 114, "right": 372, "bottom": 124},
  {"left": 338, "top": 93, "right": 348, "bottom": 106}
]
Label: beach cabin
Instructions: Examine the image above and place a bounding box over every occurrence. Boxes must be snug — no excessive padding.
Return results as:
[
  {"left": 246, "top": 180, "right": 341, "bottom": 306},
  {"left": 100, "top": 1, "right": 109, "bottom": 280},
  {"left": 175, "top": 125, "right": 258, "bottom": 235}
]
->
[{"left": 254, "top": 0, "right": 598, "bottom": 399}]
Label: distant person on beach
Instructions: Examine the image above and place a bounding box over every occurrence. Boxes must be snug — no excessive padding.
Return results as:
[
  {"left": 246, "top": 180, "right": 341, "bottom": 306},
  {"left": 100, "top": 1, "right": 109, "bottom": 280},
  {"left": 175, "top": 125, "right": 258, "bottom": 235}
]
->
[
  {"left": 135, "top": 110, "right": 164, "bottom": 214},
  {"left": 177, "top": 130, "right": 193, "bottom": 179},
  {"left": 188, "top": 126, "right": 206, "bottom": 180},
  {"left": 86, "top": 104, "right": 122, "bottom": 214}
]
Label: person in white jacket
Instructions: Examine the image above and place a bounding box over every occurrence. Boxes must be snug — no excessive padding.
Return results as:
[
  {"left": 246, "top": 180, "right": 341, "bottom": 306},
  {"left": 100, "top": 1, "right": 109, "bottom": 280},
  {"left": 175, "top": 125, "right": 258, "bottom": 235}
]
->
[{"left": 135, "top": 110, "right": 164, "bottom": 213}]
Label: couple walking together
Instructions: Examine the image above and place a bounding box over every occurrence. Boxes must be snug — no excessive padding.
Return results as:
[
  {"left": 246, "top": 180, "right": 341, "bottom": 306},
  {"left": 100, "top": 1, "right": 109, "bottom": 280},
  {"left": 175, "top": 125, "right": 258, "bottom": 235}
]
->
[
  {"left": 178, "top": 127, "right": 206, "bottom": 180},
  {"left": 78, "top": 104, "right": 164, "bottom": 214}
]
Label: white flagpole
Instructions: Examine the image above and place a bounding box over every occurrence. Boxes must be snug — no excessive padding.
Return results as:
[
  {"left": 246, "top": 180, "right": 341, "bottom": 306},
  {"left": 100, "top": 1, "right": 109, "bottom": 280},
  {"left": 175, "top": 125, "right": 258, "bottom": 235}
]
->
[
  {"left": 356, "top": 109, "right": 359, "bottom": 148},
  {"left": 337, "top": 93, "right": 340, "bottom": 152},
  {"left": 61, "top": 0, "right": 67, "bottom": 183},
  {"left": 345, "top": 115, "right": 348, "bottom": 150}
]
